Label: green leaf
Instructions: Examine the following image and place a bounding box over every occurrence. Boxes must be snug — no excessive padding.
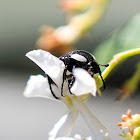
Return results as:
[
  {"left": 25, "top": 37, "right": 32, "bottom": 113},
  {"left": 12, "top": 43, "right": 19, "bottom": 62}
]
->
[{"left": 93, "top": 14, "right": 140, "bottom": 67}]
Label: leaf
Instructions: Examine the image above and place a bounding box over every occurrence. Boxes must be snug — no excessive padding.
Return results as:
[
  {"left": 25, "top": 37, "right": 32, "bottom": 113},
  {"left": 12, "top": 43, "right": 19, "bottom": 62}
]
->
[{"left": 93, "top": 14, "right": 140, "bottom": 68}]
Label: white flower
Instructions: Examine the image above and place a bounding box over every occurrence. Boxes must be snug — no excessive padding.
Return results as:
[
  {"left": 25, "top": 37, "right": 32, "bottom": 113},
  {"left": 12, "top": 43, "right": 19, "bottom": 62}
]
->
[
  {"left": 25, "top": 49, "right": 65, "bottom": 88},
  {"left": 53, "top": 134, "right": 93, "bottom": 140},
  {"left": 71, "top": 68, "right": 96, "bottom": 96},
  {"left": 49, "top": 108, "right": 78, "bottom": 140},
  {"left": 24, "top": 49, "right": 110, "bottom": 139},
  {"left": 55, "top": 25, "right": 80, "bottom": 44},
  {"left": 24, "top": 74, "right": 59, "bottom": 100},
  {"left": 25, "top": 49, "right": 96, "bottom": 99}
]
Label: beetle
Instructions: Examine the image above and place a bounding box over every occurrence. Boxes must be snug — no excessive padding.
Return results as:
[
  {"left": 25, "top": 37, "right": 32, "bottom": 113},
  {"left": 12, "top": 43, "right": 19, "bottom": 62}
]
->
[{"left": 46, "top": 50, "right": 109, "bottom": 99}]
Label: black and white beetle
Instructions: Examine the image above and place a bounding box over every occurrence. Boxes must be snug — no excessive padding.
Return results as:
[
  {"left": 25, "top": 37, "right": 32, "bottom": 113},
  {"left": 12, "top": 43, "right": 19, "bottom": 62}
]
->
[{"left": 47, "top": 50, "right": 109, "bottom": 99}]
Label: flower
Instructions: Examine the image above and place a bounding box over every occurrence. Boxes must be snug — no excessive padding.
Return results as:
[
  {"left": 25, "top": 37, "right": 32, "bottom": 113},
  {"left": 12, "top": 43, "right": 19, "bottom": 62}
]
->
[
  {"left": 36, "top": 26, "right": 74, "bottom": 56},
  {"left": 37, "top": 0, "right": 109, "bottom": 56},
  {"left": 24, "top": 49, "right": 110, "bottom": 139},
  {"left": 119, "top": 127, "right": 140, "bottom": 140},
  {"left": 52, "top": 134, "right": 93, "bottom": 140},
  {"left": 118, "top": 109, "right": 140, "bottom": 136},
  {"left": 25, "top": 49, "right": 97, "bottom": 99},
  {"left": 48, "top": 110, "right": 79, "bottom": 140},
  {"left": 60, "top": 0, "right": 93, "bottom": 12}
]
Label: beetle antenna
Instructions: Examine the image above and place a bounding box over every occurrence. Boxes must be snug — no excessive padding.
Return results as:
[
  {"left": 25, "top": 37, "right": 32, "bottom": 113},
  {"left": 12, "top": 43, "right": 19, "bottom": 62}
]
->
[
  {"left": 61, "top": 68, "right": 68, "bottom": 97},
  {"left": 98, "top": 68, "right": 106, "bottom": 91},
  {"left": 100, "top": 74, "right": 106, "bottom": 91},
  {"left": 99, "top": 64, "right": 109, "bottom": 67},
  {"left": 96, "top": 63, "right": 109, "bottom": 90}
]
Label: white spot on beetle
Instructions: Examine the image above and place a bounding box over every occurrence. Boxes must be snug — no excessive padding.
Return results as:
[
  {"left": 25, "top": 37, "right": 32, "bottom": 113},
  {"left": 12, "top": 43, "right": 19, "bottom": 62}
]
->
[{"left": 71, "top": 54, "right": 87, "bottom": 62}]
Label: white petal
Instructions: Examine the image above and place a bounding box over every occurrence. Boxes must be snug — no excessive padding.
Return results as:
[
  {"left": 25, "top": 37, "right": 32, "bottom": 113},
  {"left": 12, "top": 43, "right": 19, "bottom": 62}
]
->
[
  {"left": 70, "top": 68, "right": 97, "bottom": 96},
  {"left": 70, "top": 96, "right": 110, "bottom": 140},
  {"left": 74, "top": 134, "right": 93, "bottom": 140},
  {"left": 24, "top": 75, "right": 60, "bottom": 100},
  {"left": 49, "top": 114, "right": 68, "bottom": 140},
  {"left": 54, "top": 137, "right": 75, "bottom": 140},
  {"left": 52, "top": 135, "right": 93, "bottom": 140},
  {"left": 26, "top": 50, "right": 65, "bottom": 87},
  {"left": 49, "top": 109, "right": 78, "bottom": 140}
]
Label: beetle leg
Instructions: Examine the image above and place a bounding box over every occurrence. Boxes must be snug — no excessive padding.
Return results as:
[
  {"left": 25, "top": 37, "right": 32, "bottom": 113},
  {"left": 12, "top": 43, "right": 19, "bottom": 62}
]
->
[
  {"left": 61, "top": 68, "right": 67, "bottom": 97},
  {"left": 68, "top": 65, "right": 76, "bottom": 94},
  {"left": 98, "top": 63, "right": 109, "bottom": 90},
  {"left": 98, "top": 69, "right": 106, "bottom": 91},
  {"left": 68, "top": 76, "right": 75, "bottom": 95},
  {"left": 46, "top": 75, "right": 59, "bottom": 99}
]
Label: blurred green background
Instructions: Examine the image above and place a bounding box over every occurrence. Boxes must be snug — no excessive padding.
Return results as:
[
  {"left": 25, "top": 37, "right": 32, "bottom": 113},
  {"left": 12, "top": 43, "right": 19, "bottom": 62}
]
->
[
  {"left": 0, "top": 0, "right": 140, "bottom": 69},
  {"left": 0, "top": 0, "right": 140, "bottom": 140}
]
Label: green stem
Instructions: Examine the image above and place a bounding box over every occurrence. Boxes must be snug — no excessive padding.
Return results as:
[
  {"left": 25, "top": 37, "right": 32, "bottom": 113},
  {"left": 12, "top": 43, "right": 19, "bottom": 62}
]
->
[
  {"left": 70, "top": 0, "right": 110, "bottom": 41},
  {"left": 102, "top": 48, "right": 140, "bottom": 80}
]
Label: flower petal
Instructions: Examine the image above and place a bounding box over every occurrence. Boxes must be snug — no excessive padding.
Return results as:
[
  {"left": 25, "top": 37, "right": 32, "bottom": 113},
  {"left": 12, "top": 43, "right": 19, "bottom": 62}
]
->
[
  {"left": 74, "top": 134, "right": 92, "bottom": 140},
  {"left": 24, "top": 75, "right": 60, "bottom": 100},
  {"left": 49, "top": 108, "right": 79, "bottom": 140},
  {"left": 26, "top": 50, "right": 65, "bottom": 87},
  {"left": 54, "top": 137, "right": 75, "bottom": 140},
  {"left": 55, "top": 25, "right": 79, "bottom": 44},
  {"left": 70, "top": 68, "right": 97, "bottom": 96},
  {"left": 53, "top": 134, "right": 93, "bottom": 140},
  {"left": 70, "top": 96, "right": 110, "bottom": 139}
]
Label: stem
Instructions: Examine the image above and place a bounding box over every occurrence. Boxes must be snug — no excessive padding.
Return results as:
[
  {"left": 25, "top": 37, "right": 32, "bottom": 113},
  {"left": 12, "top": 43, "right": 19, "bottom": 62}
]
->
[
  {"left": 70, "top": 96, "right": 111, "bottom": 140},
  {"left": 70, "top": 0, "right": 110, "bottom": 41},
  {"left": 102, "top": 48, "right": 140, "bottom": 80}
]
